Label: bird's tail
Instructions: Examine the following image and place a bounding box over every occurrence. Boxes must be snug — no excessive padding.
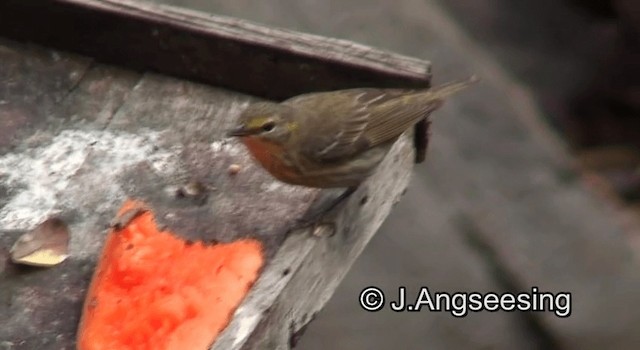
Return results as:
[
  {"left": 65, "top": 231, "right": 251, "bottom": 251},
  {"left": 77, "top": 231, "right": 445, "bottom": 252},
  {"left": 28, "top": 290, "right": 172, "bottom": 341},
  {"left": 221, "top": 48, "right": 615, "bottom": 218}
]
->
[{"left": 427, "top": 75, "right": 479, "bottom": 99}]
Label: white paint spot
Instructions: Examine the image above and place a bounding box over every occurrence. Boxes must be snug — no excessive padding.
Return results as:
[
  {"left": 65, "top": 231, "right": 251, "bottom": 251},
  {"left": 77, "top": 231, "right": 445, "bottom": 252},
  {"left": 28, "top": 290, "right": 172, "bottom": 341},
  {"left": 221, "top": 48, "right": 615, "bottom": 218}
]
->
[
  {"left": 231, "top": 311, "right": 260, "bottom": 347},
  {"left": 260, "top": 181, "right": 284, "bottom": 192},
  {"left": 0, "top": 129, "right": 178, "bottom": 230},
  {"left": 210, "top": 140, "right": 245, "bottom": 157},
  {"left": 210, "top": 140, "right": 225, "bottom": 153},
  {"left": 148, "top": 146, "right": 182, "bottom": 177}
]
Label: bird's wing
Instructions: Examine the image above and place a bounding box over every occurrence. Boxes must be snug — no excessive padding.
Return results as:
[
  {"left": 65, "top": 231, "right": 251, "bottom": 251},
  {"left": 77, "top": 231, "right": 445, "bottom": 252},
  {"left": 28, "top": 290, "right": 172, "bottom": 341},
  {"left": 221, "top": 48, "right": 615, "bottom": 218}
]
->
[
  {"left": 289, "top": 76, "right": 477, "bottom": 162},
  {"left": 364, "top": 77, "right": 478, "bottom": 146},
  {"left": 361, "top": 95, "right": 443, "bottom": 147},
  {"left": 287, "top": 88, "right": 407, "bottom": 162}
]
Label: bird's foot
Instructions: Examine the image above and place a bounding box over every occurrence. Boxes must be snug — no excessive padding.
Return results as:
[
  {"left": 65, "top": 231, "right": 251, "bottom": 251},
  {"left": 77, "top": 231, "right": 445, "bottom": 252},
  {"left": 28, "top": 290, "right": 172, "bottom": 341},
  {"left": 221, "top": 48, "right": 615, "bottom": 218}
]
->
[{"left": 290, "top": 186, "right": 357, "bottom": 235}]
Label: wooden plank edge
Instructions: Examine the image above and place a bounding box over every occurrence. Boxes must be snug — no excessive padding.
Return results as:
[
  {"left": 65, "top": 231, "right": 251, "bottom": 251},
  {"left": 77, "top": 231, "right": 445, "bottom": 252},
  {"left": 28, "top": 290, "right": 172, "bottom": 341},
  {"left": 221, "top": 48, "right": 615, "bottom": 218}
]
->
[
  {"left": 212, "top": 135, "right": 414, "bottom": 350},
  {"left": 0, "top": 0, "right": 431, "bottom": 100}
]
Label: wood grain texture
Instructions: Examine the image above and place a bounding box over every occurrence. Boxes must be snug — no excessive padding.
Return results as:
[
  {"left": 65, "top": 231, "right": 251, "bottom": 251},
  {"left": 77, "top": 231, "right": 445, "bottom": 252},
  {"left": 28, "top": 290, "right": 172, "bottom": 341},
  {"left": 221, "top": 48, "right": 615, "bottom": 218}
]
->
[
  {"left": 0, "top": 36, "right": 414, "bottom": 349},
  {"left": 141, "top": 1, "right": 640, "bottom": 349},
  {"left": 213, "top": 137, "right": 413, "bottom": 350},
  {"left": 0, "top": 0, "right": 431, "bottom": 101},
  {"left": 0, "top": 0, "right": 432, "bottom": 164},
  {"left": 0, "top": 38, "right": 92, "bottom": 150}
]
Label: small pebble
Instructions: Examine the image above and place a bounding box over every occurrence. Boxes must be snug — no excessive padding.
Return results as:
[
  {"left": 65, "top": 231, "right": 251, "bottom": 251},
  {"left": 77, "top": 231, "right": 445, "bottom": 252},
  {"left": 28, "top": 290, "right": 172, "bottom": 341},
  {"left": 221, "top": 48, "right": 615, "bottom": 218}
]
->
[
  {"left": 228, "top": 164, "right": 241, "bottom": 175},
  {"left": 313, "top": 224, "right": 335, "bottom": 237},
  {"left": 176, "top": 181, "right": 207, "bottom": 198}
]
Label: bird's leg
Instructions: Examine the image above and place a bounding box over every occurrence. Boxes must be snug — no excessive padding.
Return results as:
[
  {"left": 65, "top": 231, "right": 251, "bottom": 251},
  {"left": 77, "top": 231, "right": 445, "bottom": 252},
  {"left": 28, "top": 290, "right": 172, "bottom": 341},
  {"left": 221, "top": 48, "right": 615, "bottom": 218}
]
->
[{"left": 292, "top": 186, "right": 357, "bottom": 232}]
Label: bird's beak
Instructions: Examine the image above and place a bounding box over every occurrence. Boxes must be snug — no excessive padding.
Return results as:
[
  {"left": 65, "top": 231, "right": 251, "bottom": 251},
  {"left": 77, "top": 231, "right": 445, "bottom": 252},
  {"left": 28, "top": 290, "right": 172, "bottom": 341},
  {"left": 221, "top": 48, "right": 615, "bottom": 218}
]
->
[{"left": 226, "top": 125, "right": 253, "bottom": 137}]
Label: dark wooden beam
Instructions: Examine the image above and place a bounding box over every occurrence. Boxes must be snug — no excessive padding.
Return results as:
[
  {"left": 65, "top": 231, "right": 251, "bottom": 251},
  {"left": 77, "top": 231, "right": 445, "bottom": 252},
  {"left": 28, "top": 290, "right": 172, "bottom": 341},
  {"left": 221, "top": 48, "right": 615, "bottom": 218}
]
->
[
  {"left": 0, "top": 33, "right": 415, "bottom": 350},
  {"left": 0, "top": 0, "right": 431, "bottom": 101}
]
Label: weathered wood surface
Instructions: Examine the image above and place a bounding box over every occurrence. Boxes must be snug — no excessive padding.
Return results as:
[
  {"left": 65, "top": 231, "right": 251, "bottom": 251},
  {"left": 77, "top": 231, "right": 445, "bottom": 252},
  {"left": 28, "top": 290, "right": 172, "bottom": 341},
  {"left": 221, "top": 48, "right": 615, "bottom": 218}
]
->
[
  {"left": 192, "top": 0, "right": 640, "bottom": 349},
  {"left": 144, "top": 1, "right": 640, "bottom": 350},
  {"left": 0, "top": 0, "right": 432, "bottom": 164},
  {"left": 0, "top": 33, "right": 416, "bottom": 349},
  {"left": 0, "top": 0, "right": 431, "bottom": 101}
]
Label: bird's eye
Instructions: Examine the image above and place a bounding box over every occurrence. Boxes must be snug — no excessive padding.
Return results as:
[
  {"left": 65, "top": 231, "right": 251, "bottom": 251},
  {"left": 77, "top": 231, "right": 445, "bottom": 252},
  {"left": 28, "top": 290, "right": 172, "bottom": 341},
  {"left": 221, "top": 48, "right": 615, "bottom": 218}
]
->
[{"left": 262, "top": 122, "right": 276, "bottom": 132}]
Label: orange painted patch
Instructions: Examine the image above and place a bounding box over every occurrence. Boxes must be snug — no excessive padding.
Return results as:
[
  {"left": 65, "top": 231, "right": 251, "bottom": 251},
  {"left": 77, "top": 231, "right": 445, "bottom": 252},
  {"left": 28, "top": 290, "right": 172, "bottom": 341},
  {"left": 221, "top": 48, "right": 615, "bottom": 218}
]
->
[{"left": 77, "top": 200, "right": 263, "bottom": 350}]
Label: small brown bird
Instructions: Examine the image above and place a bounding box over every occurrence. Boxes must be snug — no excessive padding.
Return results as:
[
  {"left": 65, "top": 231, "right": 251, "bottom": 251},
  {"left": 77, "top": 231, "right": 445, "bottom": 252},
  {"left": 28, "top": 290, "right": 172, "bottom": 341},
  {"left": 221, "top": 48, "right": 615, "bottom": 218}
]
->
[{"left": 227, "top": 76, "right": 477, "bottom": 188}]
